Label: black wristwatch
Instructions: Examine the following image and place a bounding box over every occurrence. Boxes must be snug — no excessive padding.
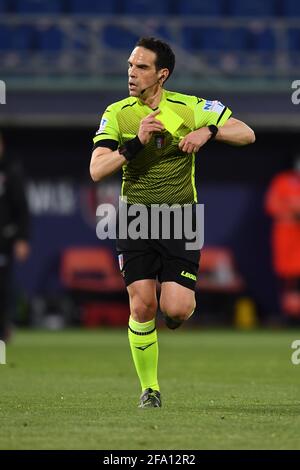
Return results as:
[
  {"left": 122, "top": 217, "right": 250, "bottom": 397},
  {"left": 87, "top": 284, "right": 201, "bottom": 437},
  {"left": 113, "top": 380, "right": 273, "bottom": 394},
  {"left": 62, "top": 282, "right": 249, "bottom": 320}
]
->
[
  {"left": 207, "top": 124, "right": 218, "bottom": 140},
  {"left": 118, "top": 136, "right": 144, "bottom": 162}
]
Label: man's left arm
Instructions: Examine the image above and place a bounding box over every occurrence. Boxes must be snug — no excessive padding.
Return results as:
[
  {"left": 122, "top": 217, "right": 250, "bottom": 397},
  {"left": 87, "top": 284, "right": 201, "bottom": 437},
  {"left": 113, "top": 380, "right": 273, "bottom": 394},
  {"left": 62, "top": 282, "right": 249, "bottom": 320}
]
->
[
  {"left": 214, "top": 117, "right": 255, "bottom": 146},
  {"left": 179, "top": 99, "right": 255, "bottom": 153},
  {"left": 179, "top": 117, "right": 255, "bottom": 153}
]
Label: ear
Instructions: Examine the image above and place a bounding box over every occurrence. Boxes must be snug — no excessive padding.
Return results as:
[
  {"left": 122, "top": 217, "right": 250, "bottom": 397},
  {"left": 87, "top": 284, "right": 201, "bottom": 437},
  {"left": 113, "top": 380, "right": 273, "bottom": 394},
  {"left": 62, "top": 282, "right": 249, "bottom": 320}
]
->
[{"left": 158, "top": 68, "right": 169, "bottom": 83}]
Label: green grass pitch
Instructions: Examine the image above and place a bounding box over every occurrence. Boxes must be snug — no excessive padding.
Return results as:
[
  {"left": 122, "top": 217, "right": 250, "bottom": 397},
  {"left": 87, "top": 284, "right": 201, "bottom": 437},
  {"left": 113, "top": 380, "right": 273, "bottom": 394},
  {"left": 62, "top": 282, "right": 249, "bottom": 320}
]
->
[{"left": 0, "top": 328, "right": 300, "bottom": 449}]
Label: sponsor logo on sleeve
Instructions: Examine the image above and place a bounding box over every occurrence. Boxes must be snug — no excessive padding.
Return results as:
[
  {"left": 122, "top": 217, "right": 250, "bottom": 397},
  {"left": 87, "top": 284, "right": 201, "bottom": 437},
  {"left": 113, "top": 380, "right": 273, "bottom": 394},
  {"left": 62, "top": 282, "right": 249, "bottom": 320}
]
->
[
  {"left": 96, "top": 118, "right": 108, "bottom": 135},
  {"left": 203, "top": 100, "right": 225, "bottom": 114},
  {"left": 203, "top": 100, "right": 213, "bottom": 111}
]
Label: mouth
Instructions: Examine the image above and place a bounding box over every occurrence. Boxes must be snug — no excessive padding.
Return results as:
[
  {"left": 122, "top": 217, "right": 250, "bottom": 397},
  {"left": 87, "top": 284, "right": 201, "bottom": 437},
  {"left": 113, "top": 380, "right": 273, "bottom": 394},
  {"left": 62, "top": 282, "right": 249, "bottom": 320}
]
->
[{"left": 128, "top": 83, "right": 137, "bottom": 90}]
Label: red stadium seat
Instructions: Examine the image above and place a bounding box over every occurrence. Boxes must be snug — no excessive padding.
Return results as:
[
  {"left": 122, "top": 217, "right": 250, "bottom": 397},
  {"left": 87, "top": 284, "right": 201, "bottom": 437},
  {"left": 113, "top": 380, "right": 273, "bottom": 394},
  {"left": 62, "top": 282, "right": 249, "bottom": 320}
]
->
[
  {"left": 60, "top": 246, "right": 125, "bottom": 293},
  {"left": 60, "top": 247, "right": 127, "bottom": 327},
  {"left": 196, "top": 246, "right": 244, "bottom": 293},
  {"left": 281, "top": 291, "right": 300, "bottom": 317},
  {"left": 82, "top": 302, "right": 130, "bottom": 327}
]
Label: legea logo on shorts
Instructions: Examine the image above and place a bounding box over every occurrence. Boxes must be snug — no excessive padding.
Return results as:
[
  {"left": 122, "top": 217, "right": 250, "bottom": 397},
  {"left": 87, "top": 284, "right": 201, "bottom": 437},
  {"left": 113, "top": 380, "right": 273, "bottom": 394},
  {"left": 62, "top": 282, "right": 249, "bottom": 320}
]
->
[
  {"left": 0, "top": 80, "right": 6, "bottom": 104},
  {"left": 0, "top": 340, "right": 6, "bottom": 365},
  {"left": 95, "top": 197, "right": 204, "bottom": 250},
  {"left": 181, "top": 271, "right": 197, "bottom": 281}
]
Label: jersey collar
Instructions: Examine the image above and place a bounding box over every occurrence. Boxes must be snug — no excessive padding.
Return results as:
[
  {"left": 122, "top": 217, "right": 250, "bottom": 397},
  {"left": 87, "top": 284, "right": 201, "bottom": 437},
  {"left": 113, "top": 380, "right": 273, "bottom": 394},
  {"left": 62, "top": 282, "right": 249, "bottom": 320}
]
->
[{"left": 137, "top": 89, "right": 167, "bottom": 110}]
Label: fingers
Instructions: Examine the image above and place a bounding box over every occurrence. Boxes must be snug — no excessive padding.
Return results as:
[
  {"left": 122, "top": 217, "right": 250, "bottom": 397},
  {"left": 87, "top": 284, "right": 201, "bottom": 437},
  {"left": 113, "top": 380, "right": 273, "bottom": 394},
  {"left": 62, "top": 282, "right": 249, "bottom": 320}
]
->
[
  {"left": 144, "top": 111, "right": 164, "bottom": 127},
  {"left": 145, "top": 126, "right": 165, "bottom": 134},
  {"left": 143, "top": 122, "right": 164, "bottom": 132},
  {"left": 179, "top": 139, "right": 199, "bottom": 154},
  {"left": 138, "top": 110, "right": 165, "bottom": 144},
  {"left": 149, "top": 109, "right": 161, "bottom": 117}
]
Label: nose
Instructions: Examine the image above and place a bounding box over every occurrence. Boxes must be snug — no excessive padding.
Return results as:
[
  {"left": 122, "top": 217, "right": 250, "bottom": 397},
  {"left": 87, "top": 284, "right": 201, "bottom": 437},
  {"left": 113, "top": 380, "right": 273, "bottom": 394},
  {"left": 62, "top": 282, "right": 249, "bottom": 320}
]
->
[{"left": 129, "top": 65, "right": 137, "bottom": 78}]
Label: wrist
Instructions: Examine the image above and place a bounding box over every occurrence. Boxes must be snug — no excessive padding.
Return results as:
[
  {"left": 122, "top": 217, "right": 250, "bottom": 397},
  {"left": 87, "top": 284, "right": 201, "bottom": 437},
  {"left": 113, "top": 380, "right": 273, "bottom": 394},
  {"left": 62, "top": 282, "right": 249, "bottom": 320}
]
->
[
  {"left": 118, "top": 136, "right": 144, "bottom": 162},
  {"left": 207, "top": 124, "right": 218, "bottom": 141}
]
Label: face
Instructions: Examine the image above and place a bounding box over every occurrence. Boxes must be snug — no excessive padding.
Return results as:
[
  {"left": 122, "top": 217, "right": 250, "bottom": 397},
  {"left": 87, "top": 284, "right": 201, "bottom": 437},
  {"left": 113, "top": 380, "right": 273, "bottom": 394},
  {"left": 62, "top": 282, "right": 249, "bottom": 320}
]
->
[{"left": 127, "top": 46, "right": 167, "bottom": 97}]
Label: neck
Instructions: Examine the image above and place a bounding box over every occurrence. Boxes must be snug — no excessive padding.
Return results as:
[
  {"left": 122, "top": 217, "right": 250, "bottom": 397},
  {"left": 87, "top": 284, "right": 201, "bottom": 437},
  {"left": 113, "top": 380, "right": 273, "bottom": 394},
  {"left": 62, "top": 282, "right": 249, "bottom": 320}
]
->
[{"left": 140, "top": 86, "right": 163, "bottom": 109}]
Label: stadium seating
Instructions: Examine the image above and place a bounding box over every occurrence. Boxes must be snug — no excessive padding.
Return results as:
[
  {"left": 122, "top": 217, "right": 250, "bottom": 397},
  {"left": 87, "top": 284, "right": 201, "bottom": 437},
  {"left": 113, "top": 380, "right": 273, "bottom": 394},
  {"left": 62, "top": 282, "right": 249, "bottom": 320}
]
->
[
  {"left": 0, "top": 0, "right": 8, "bottom": 12},
  {"left": 247, "top": 27, "right": 276, "bottom": 52},
  {"left": 0, "top": 25, "right": 12, "bottom": 50},
  {"left": 227, "top": 0, "right": 276, "bottom": 17},
  {"left": 14, "top": 0, "right": 63, "bottom": 13},
  {"left": 288, "top": 28, "right": 300, "bottom": 51},
  {"left": 12, "top": 24, "right": 35, "bottom": 52},
  {"left": 282, "top": 0, "right": 300, "bottom": 17},
  {"left": 177, "top": 0, "right": 223, "bottom": 16},
  {"left": 287, "top": 28, "right": 300, "bottom": 65},
  {"left": 60, "top": 247, "right": 127, "bottom": 327},
  {"left": 60, "top": 247, "right": 125, "bottom": 293},
  {"left": 35, "top": 25, "right": 65, "bottom": 52},
  {"left": 0, "top": 0, "right": 298, "bottom": 78},
  {"left": 121, "top": 0, "right": 169, "bottom": 15},
  {"left": 182, "top": 26, "right": 248, "bottom": 52},
  {"left": 82, "top": 302, "right": 130, "bottom": 327},
  {"left": 68, "top": 0, "right": 117, "bottom": 14},
  {"left": 196, "top": 247, "right": 244, "bottom": 293},
  {"left": 102, "top": 25, "right": 140, "bottom": 49}
]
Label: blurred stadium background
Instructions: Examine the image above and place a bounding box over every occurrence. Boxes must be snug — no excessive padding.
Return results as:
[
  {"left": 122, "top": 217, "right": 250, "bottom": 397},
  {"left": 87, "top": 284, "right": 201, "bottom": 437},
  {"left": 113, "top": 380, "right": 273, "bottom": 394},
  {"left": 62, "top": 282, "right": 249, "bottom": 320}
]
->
[{"left": 0, "top": 0, "right": 299, "bottom": 330}]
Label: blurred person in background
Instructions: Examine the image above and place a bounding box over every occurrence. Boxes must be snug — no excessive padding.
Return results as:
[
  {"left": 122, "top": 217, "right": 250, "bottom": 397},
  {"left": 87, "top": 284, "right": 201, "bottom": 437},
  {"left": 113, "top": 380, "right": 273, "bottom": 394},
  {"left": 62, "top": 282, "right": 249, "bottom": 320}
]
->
[
  {"left": 90, "top": 37, "right": 255, "bottom": 408},
  {"left": 0, "top": 132, "right": 30, "bottom": 340},
  {"left": 265, "top": 154, "right": 300, "bottom": 320}
]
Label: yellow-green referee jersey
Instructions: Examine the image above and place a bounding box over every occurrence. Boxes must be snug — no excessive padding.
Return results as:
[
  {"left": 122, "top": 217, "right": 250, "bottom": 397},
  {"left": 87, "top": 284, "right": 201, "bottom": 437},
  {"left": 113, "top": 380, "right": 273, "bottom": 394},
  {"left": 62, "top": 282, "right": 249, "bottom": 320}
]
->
[{"left": 93, "top": 89, "right": 232, "bottom": 205}]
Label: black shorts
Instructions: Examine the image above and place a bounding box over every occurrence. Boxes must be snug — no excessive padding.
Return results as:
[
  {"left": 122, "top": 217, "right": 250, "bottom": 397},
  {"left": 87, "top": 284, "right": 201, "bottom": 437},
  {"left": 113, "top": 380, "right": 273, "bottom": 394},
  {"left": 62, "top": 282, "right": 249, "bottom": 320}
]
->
[{"left": 116, "top": 204, "right": 201, "bottom": 291}]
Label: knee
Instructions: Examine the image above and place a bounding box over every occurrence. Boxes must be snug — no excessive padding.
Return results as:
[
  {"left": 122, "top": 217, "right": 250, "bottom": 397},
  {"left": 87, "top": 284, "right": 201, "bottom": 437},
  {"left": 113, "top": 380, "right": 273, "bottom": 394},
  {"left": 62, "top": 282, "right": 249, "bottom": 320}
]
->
[
  {"left": 160, "top": 300, "right": 196, "bottom": 323},
  {"left": 130, "top": 296, "right": 158, "bottom": 322}
]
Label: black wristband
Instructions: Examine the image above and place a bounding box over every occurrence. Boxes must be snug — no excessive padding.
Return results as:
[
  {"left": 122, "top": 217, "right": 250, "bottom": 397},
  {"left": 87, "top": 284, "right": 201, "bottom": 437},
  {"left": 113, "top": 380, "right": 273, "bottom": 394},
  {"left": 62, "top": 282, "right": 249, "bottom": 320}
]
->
[
  {"left": 207, "top": 124, "right": 218, "bottom": 141},
  {"left": 118, "top": 136, "right": 144, "bottom": 162}
]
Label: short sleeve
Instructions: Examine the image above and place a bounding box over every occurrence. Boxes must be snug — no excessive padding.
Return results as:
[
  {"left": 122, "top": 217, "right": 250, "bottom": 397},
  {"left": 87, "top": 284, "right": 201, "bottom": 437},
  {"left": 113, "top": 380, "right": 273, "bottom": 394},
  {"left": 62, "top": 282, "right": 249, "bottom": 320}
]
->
[
  {"left": 194, "top": 98, "right": 232, "bottom": 129},
  {"left": 92, "top": 105, "right": 120, "bottom": 147}
]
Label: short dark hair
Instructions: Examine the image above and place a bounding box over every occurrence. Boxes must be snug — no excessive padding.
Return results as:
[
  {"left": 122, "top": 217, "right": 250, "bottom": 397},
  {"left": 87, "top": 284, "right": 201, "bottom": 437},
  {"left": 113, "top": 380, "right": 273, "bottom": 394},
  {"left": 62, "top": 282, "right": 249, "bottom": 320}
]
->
[{"left": 135, "top": 37, "right": 175, "bottom": 81}]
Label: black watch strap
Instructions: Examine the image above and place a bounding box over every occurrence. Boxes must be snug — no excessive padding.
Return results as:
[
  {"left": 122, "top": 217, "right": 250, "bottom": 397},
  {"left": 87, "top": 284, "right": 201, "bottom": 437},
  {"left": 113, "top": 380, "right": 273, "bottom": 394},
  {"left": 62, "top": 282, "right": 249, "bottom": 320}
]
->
[
  {"left": 207, "top": 124, "right": 218, "bottom": 140},
  {"left": 118, "top": 136, "right": 144, "bottom": 162}
]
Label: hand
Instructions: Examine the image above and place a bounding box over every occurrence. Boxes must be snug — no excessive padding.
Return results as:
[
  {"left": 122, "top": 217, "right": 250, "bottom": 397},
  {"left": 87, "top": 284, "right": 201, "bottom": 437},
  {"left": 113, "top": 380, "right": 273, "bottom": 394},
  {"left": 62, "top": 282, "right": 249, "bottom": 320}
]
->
[
  {"left": 14, "top": 240, "right": 30, "bottom": 262},
  {"left": 178, "top": 127, "right": 212, "bottom": 154},
  {"left": 138, "top": 110, "right": 165, "bottom": 145}
]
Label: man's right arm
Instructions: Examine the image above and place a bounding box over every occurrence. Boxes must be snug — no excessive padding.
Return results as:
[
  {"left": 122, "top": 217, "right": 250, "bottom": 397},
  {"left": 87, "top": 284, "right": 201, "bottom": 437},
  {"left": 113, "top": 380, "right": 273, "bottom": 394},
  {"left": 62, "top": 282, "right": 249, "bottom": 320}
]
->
[
  {"left": 90, "top": 109, "right": 164, "bottom": 182},
  {"left": 89, "top": 146, "right": 127, "bottom": 182}
]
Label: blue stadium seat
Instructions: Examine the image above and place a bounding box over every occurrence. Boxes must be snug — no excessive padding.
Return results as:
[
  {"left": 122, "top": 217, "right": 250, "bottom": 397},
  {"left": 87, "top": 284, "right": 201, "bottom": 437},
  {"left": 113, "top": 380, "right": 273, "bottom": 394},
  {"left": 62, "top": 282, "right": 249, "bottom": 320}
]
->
[
  {"left": 12, "top": 25, "right": 35, "bottom": 51},
  {"left": 0, "top": 0, "right": 8, "bottom": 13},
  {"left": 177, "top": 0, "right": 223, "bottom": 16},
  {"left": 287, "top": 28, "right": 300, "bottom": 67},
  {"left": 151, "top": 25, "right": 172, "bottom": 42},
  {"left": 0, "top": 25, "right": 12, "bottom": 50},
  {"left": 282, "top": 0, "right": 300, "bottom": 17},
  {"left": 122, "top": 0, "right": 169, "bottom": 15},
  {"left": 35, "top": 25, "right": 64, "bottom": 51},
  {"left": 14, "top": 0, "right": 63, "bottom": 13},
  {"left": 227, "top": 0, "right": 276, "bottom": 17},
  {"left": 247, "top": 27, "right": 276, "bottom": 51},
  {"left": 68, "top": 0, "right": 117, "bottom": 14},
  {"left": 102, "top": 25, "right": 139, "bottom": 49},
  {"left": 288, "top": 28, "right": 300, "bottom": 51},
  {"left": 183, "top": 27, "right": 247, "bottom": 51}
]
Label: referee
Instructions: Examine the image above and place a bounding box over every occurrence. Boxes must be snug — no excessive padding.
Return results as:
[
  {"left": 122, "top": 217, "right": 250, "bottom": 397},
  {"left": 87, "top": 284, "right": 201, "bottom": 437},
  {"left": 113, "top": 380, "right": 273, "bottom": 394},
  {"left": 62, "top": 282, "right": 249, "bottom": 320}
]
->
[{"left": 90, "top": 37, "right": 255, "bottom": 408}]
